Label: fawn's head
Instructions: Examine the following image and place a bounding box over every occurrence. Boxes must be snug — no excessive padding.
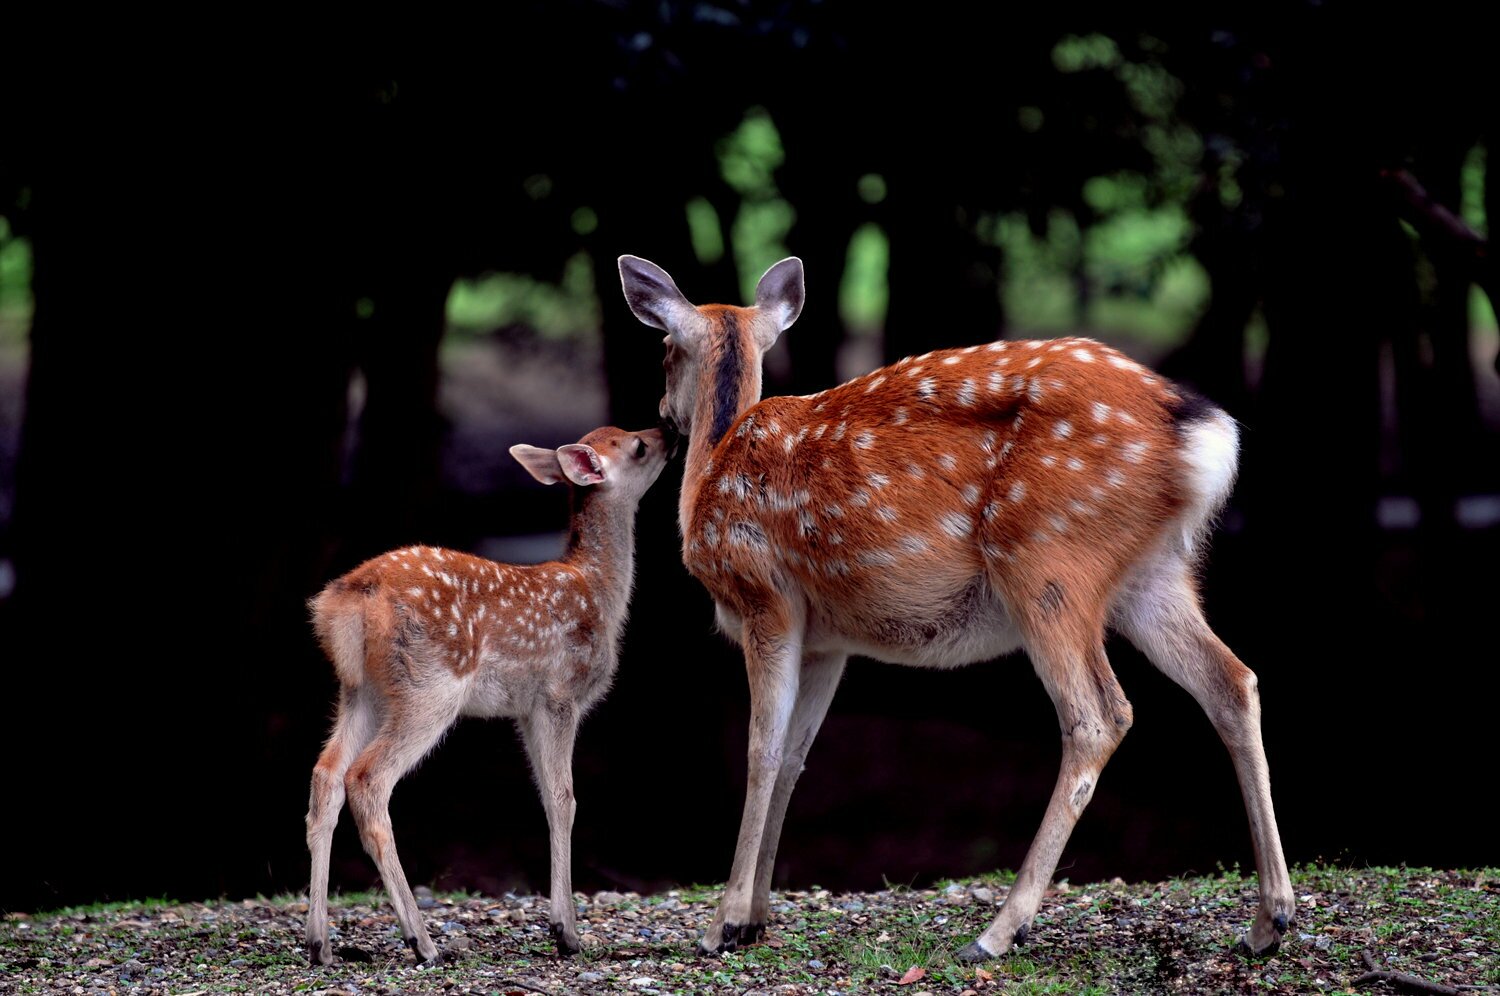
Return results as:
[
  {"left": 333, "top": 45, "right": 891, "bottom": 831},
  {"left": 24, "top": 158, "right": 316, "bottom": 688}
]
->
[
  {"left": 617, "top": 255, "right": 804, "bottom": 446},
  {"left": 510, "top": 426, "right": 670, "bottom": 503}
]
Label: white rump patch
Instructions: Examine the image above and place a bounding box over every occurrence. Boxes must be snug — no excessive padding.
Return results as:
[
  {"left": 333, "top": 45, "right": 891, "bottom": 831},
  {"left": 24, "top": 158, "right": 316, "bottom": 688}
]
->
[{"left": 1176, "top": 409, "right": 1240, "bottom": 552}]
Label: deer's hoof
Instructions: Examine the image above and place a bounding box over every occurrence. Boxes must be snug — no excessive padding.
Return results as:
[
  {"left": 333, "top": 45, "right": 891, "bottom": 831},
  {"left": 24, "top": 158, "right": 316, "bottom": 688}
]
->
[
  {"left": 954, "top": 940, "right": 994, "bottom": 964},
  {"left": 550, "top": 921, "right": 581, "bottom": 956},
  {"left": 407, "top": 936, "right": 442, "bottom": 966},
  {"left": 701, "top": 921, "right": 765, "bottom": 954},
  {"left": 1238, "top": 902, "right": 1292, "bottom": 958}
]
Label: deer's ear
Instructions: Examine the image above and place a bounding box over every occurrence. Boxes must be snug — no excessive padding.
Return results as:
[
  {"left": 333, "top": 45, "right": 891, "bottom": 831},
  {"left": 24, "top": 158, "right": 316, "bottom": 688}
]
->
[
  {"left": 619, "top": 255, "right": 697, "bottom": 343},
  {"left": 510, "top": 444, "right": 565, "bottom": 485},
  {"left": 557, "top": 444, "right": 606, "bottom": 486},
  {"left": 753, "top": 257, "right": 804, "bottom": 344}
]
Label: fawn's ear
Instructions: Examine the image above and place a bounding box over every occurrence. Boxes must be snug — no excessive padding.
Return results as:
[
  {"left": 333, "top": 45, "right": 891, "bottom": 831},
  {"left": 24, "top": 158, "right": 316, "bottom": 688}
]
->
[
  {"left": 619, "top": 255, "right": 696, "bottom": 341},
  {"left": 510, "top": 444, "right": 566, "bottom": 485},
  {"left": 556, "top": 443, "right": 607, "bottom": 486},
  {"left": 753, "top": 256, "right": 804, "bottom": 343}
]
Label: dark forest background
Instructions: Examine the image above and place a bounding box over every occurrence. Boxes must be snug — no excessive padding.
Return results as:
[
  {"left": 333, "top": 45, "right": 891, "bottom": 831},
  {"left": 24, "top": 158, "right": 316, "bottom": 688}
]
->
[{"left": 2, "top": 3, "right": 1497, "bottom": 912}]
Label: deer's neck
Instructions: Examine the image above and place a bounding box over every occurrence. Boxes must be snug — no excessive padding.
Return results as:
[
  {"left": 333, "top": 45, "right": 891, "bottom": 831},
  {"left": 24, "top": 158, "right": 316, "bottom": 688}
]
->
[
  {"left": 681, "top": 326, "right": 763, "bottom": 537},
  {"left": 564, "top": 487, "right": 637, "bottom": 626}
]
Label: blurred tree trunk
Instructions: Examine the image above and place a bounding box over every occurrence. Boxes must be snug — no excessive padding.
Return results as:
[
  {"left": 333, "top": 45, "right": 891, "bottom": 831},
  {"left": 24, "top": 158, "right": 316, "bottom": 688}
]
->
[{"left": 884, "top": 178, "right": 1001, "bottom": 361}]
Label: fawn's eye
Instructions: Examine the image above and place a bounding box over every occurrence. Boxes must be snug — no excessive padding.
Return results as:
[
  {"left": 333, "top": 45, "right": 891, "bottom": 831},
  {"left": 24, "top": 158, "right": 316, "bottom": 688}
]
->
[{"left": 633, "top": 438, "right": 647, "bottom": 459}]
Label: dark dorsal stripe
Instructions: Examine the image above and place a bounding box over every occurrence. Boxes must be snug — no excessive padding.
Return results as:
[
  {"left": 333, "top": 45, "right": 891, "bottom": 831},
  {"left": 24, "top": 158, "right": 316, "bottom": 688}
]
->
[
  {"left": 708, "top": 310, "right": 743, "bottom": 447},
  {"left": 1166, "top": 386, "right": 1221, "bottom": 430}
]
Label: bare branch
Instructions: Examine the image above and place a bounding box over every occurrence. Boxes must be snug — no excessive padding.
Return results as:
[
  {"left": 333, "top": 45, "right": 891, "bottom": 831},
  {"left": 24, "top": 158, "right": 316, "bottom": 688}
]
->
[{"left": 1354, "top": 947, "right": 1465, "bottom": 996}]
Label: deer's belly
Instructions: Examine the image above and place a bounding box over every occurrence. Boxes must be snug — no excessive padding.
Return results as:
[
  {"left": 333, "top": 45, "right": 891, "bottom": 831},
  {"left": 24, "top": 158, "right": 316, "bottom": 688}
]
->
[{"left": 808, "top": 576, "right": 1025, "bottom": 669}]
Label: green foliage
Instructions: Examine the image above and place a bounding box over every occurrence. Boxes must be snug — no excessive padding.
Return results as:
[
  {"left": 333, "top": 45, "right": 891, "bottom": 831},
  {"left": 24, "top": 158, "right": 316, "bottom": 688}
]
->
[
  {"left": 0, "top": 215, "right": 33, "bottom": 345},
  {"left": 685, "top": 196, "right": 725, "bottom": 265},
  {"left": 1461, "top": 142, "right": 1487, "bottom": 235},
  {"left": 840, "top": 223, "right": 889, "bottom": 334},
  {"left": 718, "top": 107, "right": 796, "bottom": 303},
  {"left": 444, "top": 252, "right": 600, "bottom": 344}
]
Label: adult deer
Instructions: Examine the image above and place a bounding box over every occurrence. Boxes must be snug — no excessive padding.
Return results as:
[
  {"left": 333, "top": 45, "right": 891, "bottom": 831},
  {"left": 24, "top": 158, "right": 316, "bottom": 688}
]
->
[
  {"left": 304, "top": 426, "right": 670, "bottom": 965},
  {"left": 618, "top": 255, "right": 1293, "bottom": 962}
]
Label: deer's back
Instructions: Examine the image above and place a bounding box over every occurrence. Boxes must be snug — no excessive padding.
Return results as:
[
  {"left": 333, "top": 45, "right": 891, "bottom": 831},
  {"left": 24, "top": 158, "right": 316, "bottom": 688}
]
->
[{"left": 683, "top": 338, "right": 1206, "bottom": 663}]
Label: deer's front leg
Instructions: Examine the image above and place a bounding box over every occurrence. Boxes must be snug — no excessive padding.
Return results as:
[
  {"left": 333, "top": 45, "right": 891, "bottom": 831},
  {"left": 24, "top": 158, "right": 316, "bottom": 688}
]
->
[
  {"left": 747, "top": 651, "right": 847, "bottom": 926},
  {"left": 519, "top": 703, "right": 583, "bottom": 956},
  {"left": 702, "top": 615, "right": 803, "bottom": 954}
]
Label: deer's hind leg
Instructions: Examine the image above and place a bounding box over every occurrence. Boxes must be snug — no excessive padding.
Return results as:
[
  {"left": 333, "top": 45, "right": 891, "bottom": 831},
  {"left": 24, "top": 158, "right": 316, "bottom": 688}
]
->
[
  {"left": 306, "top": 685, "right": 380, "bottom": 965},
  {"left": 960, "top": 578, "right": 1132, "bottom": 962},
  {"left": 1113, "top": 552, "right": 1293, "bottom": 954},
  {"left": 345, "top": 687, "right": 463, "bottom": 965}
]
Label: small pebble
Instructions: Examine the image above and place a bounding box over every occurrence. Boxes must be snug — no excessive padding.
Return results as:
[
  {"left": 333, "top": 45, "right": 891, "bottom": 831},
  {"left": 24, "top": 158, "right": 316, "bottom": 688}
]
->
[
  {"left": 594, "top": 891, "right": 625, "bottom": 905},
  {"left": 808, "top": 959, "right": 825, "bottom": 970},
  {"left": 971, "top": 887, "right": 996, "bottom": 904},
  {"left": 578, "top": 971, "right": 605, "bottom": 983}
]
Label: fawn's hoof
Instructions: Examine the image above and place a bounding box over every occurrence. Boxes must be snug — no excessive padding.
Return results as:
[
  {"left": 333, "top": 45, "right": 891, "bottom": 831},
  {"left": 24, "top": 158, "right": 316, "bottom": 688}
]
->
[{"left": 306, "top": 939, "right": 333, "bottom": 966}]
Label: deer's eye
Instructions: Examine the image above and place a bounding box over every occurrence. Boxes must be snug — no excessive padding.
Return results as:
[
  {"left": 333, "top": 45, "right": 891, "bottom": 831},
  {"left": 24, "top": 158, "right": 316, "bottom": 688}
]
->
[{"left": 633, "top": 438, "right": 647, "bottom": 459}]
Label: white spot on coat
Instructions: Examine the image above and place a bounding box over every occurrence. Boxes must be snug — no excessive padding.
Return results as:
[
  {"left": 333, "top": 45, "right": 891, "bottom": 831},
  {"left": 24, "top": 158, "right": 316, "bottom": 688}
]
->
[{"left": 941, "top": 511, "right": 973, "bottom": 538}]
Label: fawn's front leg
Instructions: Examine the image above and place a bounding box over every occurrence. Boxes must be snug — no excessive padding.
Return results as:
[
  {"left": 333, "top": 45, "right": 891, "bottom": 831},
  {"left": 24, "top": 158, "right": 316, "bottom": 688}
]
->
[{"left": 520, "top": 702, "right": 583, "bottom": 955}]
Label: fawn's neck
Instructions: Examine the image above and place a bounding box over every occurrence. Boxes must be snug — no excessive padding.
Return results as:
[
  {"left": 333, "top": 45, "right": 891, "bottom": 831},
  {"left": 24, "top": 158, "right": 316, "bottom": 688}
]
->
[{"left": 563, "top": 486, "right": 638, "bottom": 625}]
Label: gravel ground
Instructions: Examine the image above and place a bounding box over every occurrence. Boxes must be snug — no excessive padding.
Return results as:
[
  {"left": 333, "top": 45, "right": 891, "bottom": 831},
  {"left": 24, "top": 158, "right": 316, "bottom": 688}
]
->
[{"left": 3, "top": 866, "right": 1496, "bottom": 995}]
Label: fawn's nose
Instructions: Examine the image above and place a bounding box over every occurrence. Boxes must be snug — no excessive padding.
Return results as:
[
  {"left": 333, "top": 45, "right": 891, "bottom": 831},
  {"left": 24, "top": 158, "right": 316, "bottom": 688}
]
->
[{"left": 658, "top": 417, "right": 683, "bottom": 458}]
